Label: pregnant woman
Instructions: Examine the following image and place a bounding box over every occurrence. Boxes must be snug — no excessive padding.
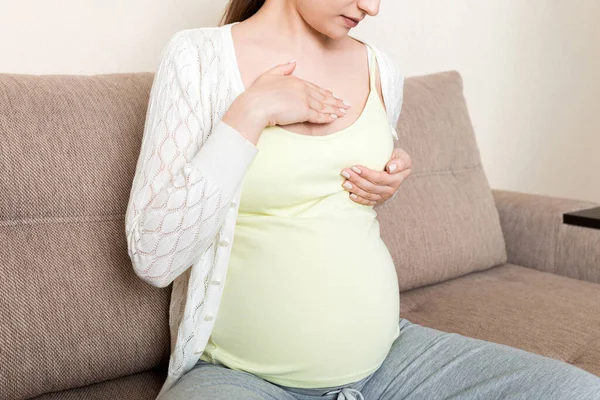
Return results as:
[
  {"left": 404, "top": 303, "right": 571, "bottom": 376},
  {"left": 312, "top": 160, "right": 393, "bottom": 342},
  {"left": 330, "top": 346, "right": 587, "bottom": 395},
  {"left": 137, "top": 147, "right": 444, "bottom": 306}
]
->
[{"left": 125, "top": 1, "right": 600, "bottom": 399}]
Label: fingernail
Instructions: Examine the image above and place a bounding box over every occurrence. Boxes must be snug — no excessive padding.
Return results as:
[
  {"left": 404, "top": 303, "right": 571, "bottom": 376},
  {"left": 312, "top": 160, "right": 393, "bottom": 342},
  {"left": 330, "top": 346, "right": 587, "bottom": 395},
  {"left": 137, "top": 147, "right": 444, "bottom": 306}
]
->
[
  {"left": 351, "top": 166, "right": 361, "bottom": 174},
  {"left": 343, "top": 181, "right": 353, "bottom": 190},
  {"left": 288, "top": 59, "right": 296, "bottom": 63},
  {"left": 341, "top": 170, "right": 351, "bottom": 179},
  {"left": 339, "top": 107, "right": 347, "bottom": 114},
  {"left": 332, "top": 92, "right": 340, "bottom": 99},
  {"left": 388, "top": 164, "right": 397, "bottom": 172},
  {"left": 343, "top": 100, "right": 351, "bottom": 106},
  {"left": 330, "top": 114, "right": 338, "bottom": 119},
  {"left": 350, "top": 193, "right": 358, "bottom": 199}
]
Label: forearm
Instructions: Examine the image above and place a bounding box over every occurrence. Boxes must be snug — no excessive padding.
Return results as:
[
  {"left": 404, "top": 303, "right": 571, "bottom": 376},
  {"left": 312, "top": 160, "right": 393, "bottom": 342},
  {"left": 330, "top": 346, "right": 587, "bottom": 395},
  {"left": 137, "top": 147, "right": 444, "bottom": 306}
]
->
[{"left": 222, "top": 91, "right": 268, "bottom": 147}]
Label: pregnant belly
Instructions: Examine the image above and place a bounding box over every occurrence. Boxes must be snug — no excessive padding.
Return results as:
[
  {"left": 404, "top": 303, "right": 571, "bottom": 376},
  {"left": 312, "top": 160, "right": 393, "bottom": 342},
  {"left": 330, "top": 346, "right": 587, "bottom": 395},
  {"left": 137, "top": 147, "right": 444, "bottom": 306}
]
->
[{"left": 204, "top": 214, "right": 401, "bottom": 387}]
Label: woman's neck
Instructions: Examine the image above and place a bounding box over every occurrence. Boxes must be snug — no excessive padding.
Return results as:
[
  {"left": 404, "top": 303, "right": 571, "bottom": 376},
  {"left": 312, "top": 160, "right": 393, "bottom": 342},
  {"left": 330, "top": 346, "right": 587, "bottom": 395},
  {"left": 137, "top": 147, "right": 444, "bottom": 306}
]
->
[{"left": 237, "top": 1, "right": 345, "bottom": 55}]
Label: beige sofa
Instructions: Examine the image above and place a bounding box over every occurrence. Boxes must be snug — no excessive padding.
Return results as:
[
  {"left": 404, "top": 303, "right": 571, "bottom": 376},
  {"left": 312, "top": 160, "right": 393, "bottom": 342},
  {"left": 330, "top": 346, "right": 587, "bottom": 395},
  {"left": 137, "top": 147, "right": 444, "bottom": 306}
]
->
[{"left": 1, "top": 70, "right": 598, "bottom": 400}]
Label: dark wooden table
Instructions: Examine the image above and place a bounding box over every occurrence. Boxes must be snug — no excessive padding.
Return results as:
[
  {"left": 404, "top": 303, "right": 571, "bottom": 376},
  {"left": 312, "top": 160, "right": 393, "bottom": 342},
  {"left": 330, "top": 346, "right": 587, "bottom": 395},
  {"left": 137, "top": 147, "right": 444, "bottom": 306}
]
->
[{"left": 563, "top": 206, "right": 600, "bottom": 230}]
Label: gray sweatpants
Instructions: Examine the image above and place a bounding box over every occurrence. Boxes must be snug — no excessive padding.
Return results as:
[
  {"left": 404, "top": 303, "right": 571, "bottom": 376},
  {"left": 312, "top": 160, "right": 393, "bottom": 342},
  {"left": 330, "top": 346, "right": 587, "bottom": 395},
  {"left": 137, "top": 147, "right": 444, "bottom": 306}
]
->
[{"left": 160, "top": 318, "right": 600, "bottom": 400}]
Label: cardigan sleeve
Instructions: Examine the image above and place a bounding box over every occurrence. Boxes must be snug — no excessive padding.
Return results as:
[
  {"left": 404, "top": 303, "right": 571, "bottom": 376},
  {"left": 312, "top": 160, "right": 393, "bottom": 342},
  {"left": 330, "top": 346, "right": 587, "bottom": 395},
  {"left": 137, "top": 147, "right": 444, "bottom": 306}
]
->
[
  {"left": 125, "top": 30, "right": 259, "bottom": 288},
  {"left": 382, "top": 49, "right": 404, "bottom": 134},
  {"left": 390, "top": 58, "right": 404, "bottom": 133},
  {"left": 377, "top": 48, "right": 405, "bottom": 202},
  {"left": 390, "top": 57, "right": 405, "bottom": 201},
  {"left": 371, "top": 44, "right": 404, "bottom": 140}
]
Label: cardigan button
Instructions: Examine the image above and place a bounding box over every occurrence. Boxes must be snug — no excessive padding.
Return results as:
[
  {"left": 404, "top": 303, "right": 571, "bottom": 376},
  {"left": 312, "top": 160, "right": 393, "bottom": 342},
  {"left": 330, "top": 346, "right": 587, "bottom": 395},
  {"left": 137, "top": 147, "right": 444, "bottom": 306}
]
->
[
  {"left": 230, "top": 199, "right": 237, "bottom": 208},
  {"left": 204, "top": 314, "right": 214, "bottom": 321},
  {"left": 210, "top": 279, "right": 222, "bottom": 285},
  {"left": 219, "top": 238, "right": 230, "bottom": 247}
]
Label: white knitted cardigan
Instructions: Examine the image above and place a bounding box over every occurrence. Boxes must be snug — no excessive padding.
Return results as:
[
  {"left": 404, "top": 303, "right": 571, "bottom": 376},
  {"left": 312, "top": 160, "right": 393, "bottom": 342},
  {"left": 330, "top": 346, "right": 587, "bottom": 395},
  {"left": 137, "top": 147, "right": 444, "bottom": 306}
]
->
[{"left": 124, "top": 21, "right": 404, "bottom": 399}]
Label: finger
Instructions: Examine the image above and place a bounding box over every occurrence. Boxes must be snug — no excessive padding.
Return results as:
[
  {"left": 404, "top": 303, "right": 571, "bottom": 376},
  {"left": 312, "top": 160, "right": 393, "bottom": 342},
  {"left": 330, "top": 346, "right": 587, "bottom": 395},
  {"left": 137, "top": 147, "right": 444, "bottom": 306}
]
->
[
  {"left": 304, "top": 82, "right": 334, "bottom": 99},
  {"left": 347, "top": 164, "right": 393, "bottom": 187},
  {"left": 341, "top": 178, "right": 387, "bottom": 202},
  {"left": 311, "top": 92, "right": 350, "bottom": 114},
  {"left": 308, "top": 96, "right": 347, "bottom": 118},
  {"left": 306, "top": 108, "right": 339, "bottom": 124},
  {"left": 349, "top": 192, "right": 378, "bottom": 206},
  {"left": 387, "top": 158, "right": 408, "bottom": 173},
  {"left": 382, "top": 166, "right": 412, "bottom": 187},
  {"left": 340, "top": 167, "right": 396, "bottom": 199},
  {"left": 395, "top": 167, "right": 413, "bottom": 184},
  {"left": 361, "top": 167, "right": 410, "bottom": 201},
  {"left": 306, "top": 83, "right": 351, "bottom": 110},
  {"left": 387, "top": 148, "right": 412, "bottom": 173},
  {"left": 266, "top": 60, "right": 297, "bottom": 76}
]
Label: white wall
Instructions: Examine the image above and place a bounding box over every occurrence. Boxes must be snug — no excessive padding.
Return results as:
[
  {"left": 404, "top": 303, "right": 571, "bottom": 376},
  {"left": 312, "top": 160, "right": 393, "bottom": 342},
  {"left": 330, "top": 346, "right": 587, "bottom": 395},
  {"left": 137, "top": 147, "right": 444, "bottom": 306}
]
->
[
  {"left": 362, "top": 1, "right": 600, "bottom": 204},
  {"left": 1, "top": 0, "right": 598, "bottom": 202}
]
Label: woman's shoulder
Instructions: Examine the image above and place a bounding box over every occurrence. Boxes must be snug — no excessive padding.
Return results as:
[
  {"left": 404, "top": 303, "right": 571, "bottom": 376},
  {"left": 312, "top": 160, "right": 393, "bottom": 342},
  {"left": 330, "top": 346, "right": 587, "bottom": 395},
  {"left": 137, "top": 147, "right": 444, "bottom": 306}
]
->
[
  {"left": 350, "top": 36, "right": 404, "bottom": 127},
  {"left": 170, "top": 24, "right": 227, "bottom": 43},
  {"left": 365, "top": 42, "right": 403, "bottom": 85},
  {"left": 160, "top": 25, "right": 230, "bottom": 68},
  {"left": 348, "top": 36, "right": 403, "bottom": 90}
]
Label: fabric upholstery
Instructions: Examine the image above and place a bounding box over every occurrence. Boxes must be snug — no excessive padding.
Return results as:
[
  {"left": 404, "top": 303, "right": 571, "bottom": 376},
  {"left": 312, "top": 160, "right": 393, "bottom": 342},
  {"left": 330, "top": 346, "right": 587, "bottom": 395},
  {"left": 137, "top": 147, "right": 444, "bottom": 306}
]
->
[
  {"left": 2, "top": 69, "right": 598, "bottom": 399},
  {"left": 400, "top": 263, "right": 600, "bottom": 377},
  {"left": 31, "top": 369, "right": 165, "bottom": 400},
  {"left": 492, "top": 189, "right": 600, "bottom": 284},
  {"left": 375, "top": 71, "right": 507, "bottom": 291},
  {"left": 0, "top": 73, "right": 170, "bottom": 400}
]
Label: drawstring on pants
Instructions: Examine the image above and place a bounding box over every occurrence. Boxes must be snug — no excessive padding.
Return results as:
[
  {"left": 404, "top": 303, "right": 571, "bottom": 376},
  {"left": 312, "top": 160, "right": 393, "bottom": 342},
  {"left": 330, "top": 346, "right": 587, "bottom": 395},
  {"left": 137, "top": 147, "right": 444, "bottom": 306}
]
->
[{"left": 322, "top": 387, "right": 365, "bottom": 400}]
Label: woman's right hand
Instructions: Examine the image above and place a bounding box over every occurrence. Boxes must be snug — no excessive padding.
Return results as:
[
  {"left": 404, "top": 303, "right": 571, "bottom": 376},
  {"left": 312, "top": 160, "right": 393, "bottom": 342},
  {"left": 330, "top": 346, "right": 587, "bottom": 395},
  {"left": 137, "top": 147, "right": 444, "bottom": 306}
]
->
[
  {"left": 246, "top": 61, "right": 351, "bottom": 128},
  {"left": 222, "top": 60, "right": 351, "bottom": 146}
]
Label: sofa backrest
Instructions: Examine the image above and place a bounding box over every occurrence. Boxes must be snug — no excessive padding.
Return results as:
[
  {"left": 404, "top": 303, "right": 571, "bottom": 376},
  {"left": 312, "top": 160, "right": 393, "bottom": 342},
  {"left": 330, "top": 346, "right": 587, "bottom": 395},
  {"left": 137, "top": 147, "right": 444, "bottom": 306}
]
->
[
  {"left": 0, "top": 69, "right": 507, "bottom": 398},
  {"left": 375, "top": 70, "right": 507, "bottom": 291},
  {"left": 0, "top": 73, "right": 170, "bottom": 399}
]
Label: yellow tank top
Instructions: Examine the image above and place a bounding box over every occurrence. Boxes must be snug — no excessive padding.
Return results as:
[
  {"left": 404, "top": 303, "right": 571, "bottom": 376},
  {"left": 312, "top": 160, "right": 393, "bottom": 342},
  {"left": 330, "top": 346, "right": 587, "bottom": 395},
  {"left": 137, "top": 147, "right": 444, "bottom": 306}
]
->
[{"left": 200, "top": 43, "right": 401, "bottom": 388}]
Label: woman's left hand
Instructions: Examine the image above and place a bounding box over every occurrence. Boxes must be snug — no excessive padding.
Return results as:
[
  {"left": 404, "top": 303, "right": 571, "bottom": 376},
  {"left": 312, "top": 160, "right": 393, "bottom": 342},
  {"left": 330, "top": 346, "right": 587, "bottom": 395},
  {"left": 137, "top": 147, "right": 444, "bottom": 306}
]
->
[{"left": 339, "top": 147, "right": 412, "bottom": 206}]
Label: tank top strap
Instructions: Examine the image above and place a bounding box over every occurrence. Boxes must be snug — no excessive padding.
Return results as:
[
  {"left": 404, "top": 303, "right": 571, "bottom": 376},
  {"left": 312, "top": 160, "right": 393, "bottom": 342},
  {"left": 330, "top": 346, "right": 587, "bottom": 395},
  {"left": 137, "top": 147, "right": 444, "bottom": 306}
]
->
[{"left": 366, "top": 44, "right": 376, "bottom": 91}]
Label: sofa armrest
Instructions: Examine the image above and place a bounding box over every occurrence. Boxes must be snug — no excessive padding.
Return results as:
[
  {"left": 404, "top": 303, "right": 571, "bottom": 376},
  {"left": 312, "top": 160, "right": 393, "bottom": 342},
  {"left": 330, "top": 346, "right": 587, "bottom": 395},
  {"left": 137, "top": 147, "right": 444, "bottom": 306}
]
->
[{"left": 492, "top": 189, "right": 600, "bottom": 284}]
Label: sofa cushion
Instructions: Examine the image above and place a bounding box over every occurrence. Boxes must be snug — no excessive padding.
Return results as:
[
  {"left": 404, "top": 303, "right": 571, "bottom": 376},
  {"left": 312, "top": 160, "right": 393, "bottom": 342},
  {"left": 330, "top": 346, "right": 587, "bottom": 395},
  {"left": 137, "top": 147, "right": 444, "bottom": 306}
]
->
[
  {"left": 399, "top": 263, "right": 600, "bottom": 377},
  {"left": 32, "top": 369, "right": 165, "bottom": 400},
  {"left": 0, "top": 73, "right": 170, "bottom": 399},
  {"left": 376, "top": 70, "right": 507, "bottom": 291}
]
